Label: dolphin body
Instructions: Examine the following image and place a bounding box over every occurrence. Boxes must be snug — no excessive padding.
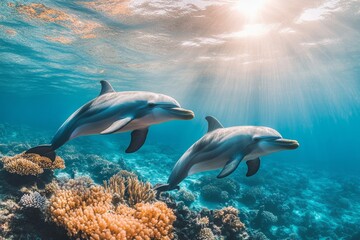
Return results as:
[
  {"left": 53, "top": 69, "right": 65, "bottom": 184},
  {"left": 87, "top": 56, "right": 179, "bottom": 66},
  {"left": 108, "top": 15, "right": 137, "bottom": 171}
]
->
[
  {"left": 155, "top": 116, "right": 299, "bottom": 191},
  {"left": 26, "top": 80, "right": 194, "bottom": 160}
]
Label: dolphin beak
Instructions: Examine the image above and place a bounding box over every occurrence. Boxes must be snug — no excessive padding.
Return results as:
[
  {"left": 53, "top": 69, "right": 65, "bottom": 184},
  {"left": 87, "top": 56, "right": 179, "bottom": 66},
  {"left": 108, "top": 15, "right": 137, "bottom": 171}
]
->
[
  {"left": 166, "top": 107, "right": 195, "bottom": 120},
  {"left": 273, "top": 138, "right": 299, "bottom": 149}
]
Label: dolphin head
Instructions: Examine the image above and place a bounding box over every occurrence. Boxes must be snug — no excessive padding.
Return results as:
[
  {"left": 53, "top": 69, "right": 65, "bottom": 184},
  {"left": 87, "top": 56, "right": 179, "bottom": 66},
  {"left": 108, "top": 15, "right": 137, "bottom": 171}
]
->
[
  {"left": 251, "top": 127, "right": 299, "bottom": 156},
  {"left": 144, "top": 94, "right": 195, "bottom": 122}
]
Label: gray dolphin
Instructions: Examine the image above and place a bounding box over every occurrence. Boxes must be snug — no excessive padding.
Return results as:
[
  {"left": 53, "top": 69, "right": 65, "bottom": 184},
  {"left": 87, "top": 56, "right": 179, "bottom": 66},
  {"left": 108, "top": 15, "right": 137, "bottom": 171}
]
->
[
  {"left": 155, "top": 116, "right": 299, "bottom": 191},
  {"left": 26, "top": 80, "right": 194, "bottom": 160}
]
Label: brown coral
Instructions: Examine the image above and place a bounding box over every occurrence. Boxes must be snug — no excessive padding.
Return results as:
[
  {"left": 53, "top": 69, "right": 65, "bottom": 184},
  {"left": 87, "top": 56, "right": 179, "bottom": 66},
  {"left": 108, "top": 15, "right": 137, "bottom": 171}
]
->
[
  {"left": 45, "top": 180, "right": 59, "bottom": 197},
  {"left": 198, "top": 228, "right": 215, "bottom": 240},
  {"left": 0, "top": 199, "right": 19, "bottom": 236},
  {"left": 1, "top": 152, "right": 65, "bottom": 176},
  {"left": 213, "top": 206, "right": 246, "bottom": 234},
  {"left": 104, "top": 170, "right": 155, "bottom": 206},
  {"left": 48, "top": 178, "right": 175, "bottom": 240}
]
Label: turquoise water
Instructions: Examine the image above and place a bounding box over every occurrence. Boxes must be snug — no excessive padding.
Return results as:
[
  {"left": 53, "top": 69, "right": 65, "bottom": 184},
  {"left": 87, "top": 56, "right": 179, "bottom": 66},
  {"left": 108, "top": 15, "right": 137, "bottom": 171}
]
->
[{"left": 1, "top": 0, "right": 360, "bottom": 239}]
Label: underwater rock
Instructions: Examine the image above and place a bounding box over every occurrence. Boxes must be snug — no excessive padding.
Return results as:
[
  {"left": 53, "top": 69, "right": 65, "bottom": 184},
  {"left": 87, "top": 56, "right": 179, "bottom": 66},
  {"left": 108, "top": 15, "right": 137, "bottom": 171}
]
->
[
  {"left": 252, "top": 206, "right": 278, "bottom": 229},
  {"left": 260, "top": 192, "right": 293, "bottom": 226},
  {"left": 249, "top": 230, "right": 270, "bottom": 240},
  {"left": 157, "top": 193, "right": 203, "bottom": 239},
  {"left": 175, "top": 188, "right": 196, "bottom": 206},
  {"left": 241, "top": 187, "right": 263, "bottom": 205},
  {"left": 191, "top": 175, "right": 240, "bottom": 203},
  {"left": 158, "top": 193, "right": 249, "bottom": 240},
  {"left": 0, "top": 197, "right": 68, "bottom": 240},
  {"left": 200, "top": 185, "right": 229, "bottom": 202},
  {"left": 0, "top": 199, "right": 19, "bottom": 237}
]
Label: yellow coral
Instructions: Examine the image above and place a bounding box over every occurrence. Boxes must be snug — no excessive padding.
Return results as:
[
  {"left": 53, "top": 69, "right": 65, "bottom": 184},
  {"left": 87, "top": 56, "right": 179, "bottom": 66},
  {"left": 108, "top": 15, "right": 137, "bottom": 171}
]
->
[
  {"left": 49, "top": 179, "right": 175, "bottom": 240},
  {"left": 1, "top": 152, "right": 65, "bottom": 176},
  {"left": 4, "top": 158, "right": 43, "bottom": 175},
  {"left": 104, "top": 171, "right": 155, "bottom": 206}
]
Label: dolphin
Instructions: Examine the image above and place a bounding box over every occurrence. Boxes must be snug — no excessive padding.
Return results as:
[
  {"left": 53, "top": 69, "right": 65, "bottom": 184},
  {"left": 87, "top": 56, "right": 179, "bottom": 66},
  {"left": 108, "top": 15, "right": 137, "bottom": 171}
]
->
[
  {"left": 155, "top": 116, "right": 299, "bottom": 191},
  {"left": 25, "top": 80, "right": 194, "bottom": 160}
]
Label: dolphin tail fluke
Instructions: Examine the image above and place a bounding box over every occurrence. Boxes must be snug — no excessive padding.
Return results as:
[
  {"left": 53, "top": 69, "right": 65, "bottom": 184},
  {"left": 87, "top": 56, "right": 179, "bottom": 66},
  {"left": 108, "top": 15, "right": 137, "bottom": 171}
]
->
[
  {"left": 153, "top": 184, "right": 180, "bottom": 192},
  {"left": 25, "top": 144, "right": 56, "bottom": 162}
]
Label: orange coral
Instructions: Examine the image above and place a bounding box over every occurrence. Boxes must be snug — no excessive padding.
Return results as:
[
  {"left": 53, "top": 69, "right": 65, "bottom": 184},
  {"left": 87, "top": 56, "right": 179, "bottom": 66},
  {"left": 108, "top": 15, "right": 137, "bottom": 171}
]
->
[
  {"left": 104, "top": 170, "right": 155, "bottom": 206},
  {"left": 49, "top": 179, "right": 175, "bottom": 240},
  {"left": 1, "top": 152, "right": 65, "bottom": 176}
]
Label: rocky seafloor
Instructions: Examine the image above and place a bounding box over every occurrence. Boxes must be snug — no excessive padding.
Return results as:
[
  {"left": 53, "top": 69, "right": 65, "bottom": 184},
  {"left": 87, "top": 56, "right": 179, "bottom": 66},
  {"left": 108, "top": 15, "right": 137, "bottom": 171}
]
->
[{"left": 0, "top": 123, "right": 360, "bottom": 240}]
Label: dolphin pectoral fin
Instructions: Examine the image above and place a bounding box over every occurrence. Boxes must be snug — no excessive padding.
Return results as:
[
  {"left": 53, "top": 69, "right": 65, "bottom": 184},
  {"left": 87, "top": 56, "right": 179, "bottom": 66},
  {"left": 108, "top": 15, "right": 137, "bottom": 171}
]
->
[
  {"left": 99, "top": 80, "right": 115, "bottom": 96},
  {"left": 205, "top": 116, "right": 224, "bottom": 133},
  {"left": 101, "top": 117, "right": 132, "bottom": 135},
  {"left": 246, "top": 158, "right": 260, "bottom": 177},
  {"left": 217, "top": 155, "right": 244, "bottom": 178},
  {"left": 125, "top": 128, "right": 149, "bottom": 153}
]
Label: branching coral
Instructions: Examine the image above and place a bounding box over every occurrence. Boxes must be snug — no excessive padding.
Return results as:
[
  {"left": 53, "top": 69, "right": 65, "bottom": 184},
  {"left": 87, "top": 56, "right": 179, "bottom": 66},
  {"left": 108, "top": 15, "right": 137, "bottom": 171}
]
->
[
  {"left": 1, "top": 152, "right": 65, "bottom": 176},
  {"left": 104, "top": 170, "right": 155, "bottom": 206},
  {"left": 198, "top": 228, "right": 215, "bottom": 240},
  {"left": 44, "top": 180, "right": 59, "bottom": 197},
  {"left": 48, "top": 178, "right": 175, "bottom": 240},
  {"left": 214, "top": 207, "right": 246, "bottom": 235},
  {"left": 19, "top": 191, "right": 47, "bottom": 209}
]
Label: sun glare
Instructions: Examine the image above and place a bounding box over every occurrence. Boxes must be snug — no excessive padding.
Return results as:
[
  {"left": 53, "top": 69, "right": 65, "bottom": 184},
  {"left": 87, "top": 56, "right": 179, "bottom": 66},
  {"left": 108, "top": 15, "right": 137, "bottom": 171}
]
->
[{"left": 235, "top": 0, "right": 266, "bottom": 18}]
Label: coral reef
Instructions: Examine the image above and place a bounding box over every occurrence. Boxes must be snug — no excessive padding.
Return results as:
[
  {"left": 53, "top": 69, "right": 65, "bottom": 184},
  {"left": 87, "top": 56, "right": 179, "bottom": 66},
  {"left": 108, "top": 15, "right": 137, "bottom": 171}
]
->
[
  {"left": 213, "top": 207, "right": 246, "bottom": 236},
  {"left": 0, "top": 199, "right": 19, "bottom": 236},
  {"left": 174, "top": 188, "right": 196, "bottom": 206},
  {"left": 1, "top": 124, "right": 360, "bottom": 240},
  {"left": 1, "top": 152, "right": 65, "bottom": 176},
  {"left": 159, "top": 193, "right": 249, "bottom": 240},
  {"left": 48, "top": 177, "right": 175, "bottom": 239},
  {"left": 252, "top": 206, "right": 278, "bottom": 229},
  {"left": 19, "top": 191, "right": 47, "bottom": 210},
  {"left": 104, "top": 170, "right": 156, "bottom": 206},
  {"left": 190, "top": 175, "right": 240, "bottom": 203},
  {"left": 197, "top": 228, "right": 215, "bottom": 240}
]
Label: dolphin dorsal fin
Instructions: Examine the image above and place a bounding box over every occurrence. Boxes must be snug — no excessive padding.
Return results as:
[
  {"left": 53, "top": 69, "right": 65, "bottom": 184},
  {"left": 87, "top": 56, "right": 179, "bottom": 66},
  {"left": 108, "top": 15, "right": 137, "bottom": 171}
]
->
[
  {"left": 205, "top": 116, "right": 224, "bottom": 133},
  {"left": 99, "top": 80, "right": 115, "bottom": 96}
]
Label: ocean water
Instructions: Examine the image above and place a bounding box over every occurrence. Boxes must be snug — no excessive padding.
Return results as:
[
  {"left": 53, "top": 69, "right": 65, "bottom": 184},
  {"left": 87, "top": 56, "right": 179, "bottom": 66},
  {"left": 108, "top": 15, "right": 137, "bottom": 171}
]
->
[{"left": 1, "top": 0, "right": 360, "bottom": 239}]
